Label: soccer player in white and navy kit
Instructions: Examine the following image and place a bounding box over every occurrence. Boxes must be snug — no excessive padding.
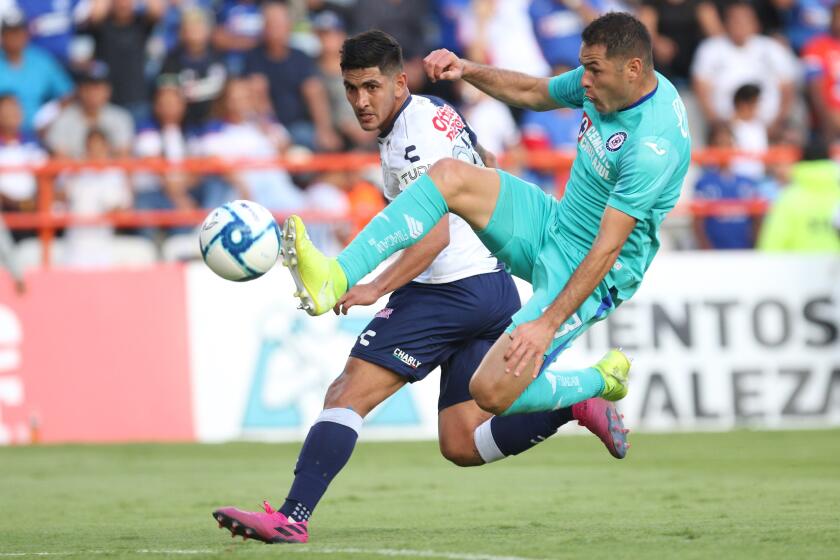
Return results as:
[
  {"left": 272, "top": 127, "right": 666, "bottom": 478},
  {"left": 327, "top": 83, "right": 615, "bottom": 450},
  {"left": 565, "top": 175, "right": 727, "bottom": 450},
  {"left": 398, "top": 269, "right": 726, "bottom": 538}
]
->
[{"left": 213, "top": 30, "right": 628, "bottom": 544}]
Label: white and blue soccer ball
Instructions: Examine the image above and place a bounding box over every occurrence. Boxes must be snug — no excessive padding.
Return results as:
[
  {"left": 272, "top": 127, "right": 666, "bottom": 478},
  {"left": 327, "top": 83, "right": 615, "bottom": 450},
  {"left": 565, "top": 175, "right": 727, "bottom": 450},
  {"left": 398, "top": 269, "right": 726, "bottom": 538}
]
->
[{"left": 199, "top": 200, "right": 281, "bottom": 281}]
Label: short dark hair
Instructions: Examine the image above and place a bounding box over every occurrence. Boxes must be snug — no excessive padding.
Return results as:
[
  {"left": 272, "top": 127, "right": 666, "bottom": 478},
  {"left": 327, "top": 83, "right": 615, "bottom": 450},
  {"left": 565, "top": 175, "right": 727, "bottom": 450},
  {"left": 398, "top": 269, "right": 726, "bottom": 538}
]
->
[
  {"left": 340, "top": 30, "right": 403, "bottom": 75},
  {"left": 734, "top": 84, "right": 760, "bottom": 106},
  {"left": 581, "top": 12, "right": 653, "bottom": 68}
]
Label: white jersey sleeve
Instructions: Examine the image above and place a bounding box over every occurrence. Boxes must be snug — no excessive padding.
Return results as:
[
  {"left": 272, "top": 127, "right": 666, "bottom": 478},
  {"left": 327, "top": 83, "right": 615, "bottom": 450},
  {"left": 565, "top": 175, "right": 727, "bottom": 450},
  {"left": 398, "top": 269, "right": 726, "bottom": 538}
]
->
[{"left": 378, "top": 95, "right": 500, "bottom": 284}]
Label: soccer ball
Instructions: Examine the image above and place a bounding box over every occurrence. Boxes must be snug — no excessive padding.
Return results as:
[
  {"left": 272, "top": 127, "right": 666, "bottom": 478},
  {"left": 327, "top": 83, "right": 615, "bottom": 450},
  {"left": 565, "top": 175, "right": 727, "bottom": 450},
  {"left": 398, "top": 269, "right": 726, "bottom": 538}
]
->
[{"left": 199, "top": 200, "right": 281, "bottom": 281}]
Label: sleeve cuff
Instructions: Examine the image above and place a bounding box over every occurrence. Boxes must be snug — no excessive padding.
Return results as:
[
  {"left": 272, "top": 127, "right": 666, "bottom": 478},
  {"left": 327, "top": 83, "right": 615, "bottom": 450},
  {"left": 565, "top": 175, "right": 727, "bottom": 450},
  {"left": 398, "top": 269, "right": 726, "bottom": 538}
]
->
[{"left": 607, "top": 198, "right": 648, "bottom": 221}]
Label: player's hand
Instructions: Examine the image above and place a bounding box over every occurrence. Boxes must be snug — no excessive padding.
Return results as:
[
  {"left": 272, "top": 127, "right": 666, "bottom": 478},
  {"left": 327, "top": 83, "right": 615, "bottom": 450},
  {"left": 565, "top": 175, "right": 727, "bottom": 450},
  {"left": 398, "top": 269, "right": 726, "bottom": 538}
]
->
[
  {"left": 424, "top": 49, "right": 465, "bottom": 83},
  {"left": 334, "top": 283, "right": 382, "bottom": 315},
  {"left": 503, "top": 318, "right": 555, "bottom": 379}
]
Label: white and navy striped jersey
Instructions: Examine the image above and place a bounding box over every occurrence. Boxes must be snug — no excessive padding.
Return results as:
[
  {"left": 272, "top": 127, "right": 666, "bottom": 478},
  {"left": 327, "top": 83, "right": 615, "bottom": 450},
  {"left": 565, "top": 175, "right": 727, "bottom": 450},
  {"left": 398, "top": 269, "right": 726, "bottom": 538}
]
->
[{"left": 377, "top": 95, "right": 499, "bottom": 284}]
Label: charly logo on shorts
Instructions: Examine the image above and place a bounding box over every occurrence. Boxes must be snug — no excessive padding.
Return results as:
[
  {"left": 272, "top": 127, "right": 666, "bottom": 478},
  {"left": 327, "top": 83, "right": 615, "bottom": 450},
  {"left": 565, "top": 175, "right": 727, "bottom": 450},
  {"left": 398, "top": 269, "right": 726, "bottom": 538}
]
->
[
  {"left": 393, "top": 348, "right": 422, "bottom": 369},
  {"left": 606, "top": 131, "right": 628, "bottom": 152}
]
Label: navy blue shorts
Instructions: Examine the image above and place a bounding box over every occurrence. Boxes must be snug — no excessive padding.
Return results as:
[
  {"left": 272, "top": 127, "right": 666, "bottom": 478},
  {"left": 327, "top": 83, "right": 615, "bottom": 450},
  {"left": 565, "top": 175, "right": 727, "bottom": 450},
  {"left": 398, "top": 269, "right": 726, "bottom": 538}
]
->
[{"left": 349, "top": 270, "right": 520, "bottom": 410}]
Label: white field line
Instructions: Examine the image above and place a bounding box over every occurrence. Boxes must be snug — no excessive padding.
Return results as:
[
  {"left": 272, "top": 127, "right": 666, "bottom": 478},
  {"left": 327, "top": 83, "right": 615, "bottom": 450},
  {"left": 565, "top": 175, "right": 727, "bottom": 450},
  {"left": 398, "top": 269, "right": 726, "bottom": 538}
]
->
[{"left": 0, "top": 548, "right": 550, "bottom": 560}]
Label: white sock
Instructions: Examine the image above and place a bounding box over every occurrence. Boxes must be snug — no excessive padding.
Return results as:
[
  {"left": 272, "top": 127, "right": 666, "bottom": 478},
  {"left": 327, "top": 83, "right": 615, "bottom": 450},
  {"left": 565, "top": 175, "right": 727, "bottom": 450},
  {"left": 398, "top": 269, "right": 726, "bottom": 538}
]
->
[{"left": 473, "top": 418, "right": 505, "bottom": 464}]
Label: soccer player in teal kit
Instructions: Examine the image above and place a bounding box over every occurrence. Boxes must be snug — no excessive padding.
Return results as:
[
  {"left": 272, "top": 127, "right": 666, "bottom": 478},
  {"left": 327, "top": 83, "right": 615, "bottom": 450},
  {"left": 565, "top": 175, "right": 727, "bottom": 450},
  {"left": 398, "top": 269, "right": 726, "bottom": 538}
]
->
[{"left": 284, "top": 12, "right": 689, "bottom": 426}]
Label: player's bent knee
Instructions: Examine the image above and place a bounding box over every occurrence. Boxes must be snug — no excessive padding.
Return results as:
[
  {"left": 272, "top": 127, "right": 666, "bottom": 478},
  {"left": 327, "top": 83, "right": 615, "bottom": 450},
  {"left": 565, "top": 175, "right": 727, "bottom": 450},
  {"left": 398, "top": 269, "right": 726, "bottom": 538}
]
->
[
  {"left": 439, "top": 435, "right": 482, "bottom": 467},
  {"left": 428, "top": 158, "right": 467, "bottom": 199},
  {"left": 469, "top": 378, "right": 514, "bottom": 416}
]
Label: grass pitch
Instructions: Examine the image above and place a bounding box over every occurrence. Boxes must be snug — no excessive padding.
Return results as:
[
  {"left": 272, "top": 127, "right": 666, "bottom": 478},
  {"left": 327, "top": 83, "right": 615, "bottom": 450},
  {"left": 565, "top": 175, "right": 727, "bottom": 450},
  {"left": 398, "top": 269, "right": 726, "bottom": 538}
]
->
[{"left": 1, "top": 430, "right": 839, "bottom": 559}]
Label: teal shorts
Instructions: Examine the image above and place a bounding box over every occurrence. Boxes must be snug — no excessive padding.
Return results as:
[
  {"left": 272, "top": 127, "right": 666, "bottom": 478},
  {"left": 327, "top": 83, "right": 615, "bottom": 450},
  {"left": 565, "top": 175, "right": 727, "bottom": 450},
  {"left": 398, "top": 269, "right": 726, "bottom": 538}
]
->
[{"left": 476, "top": 170, "right": 619, "bottom": 362}]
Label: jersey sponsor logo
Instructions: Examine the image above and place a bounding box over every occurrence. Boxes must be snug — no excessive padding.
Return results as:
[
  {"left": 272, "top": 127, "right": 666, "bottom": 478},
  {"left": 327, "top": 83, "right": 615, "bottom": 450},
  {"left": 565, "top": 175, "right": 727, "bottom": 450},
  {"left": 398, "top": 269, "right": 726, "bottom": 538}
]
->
[
  {"left": 374, "top": 308, "right": 394, "bottom": 319},
  {"left": 577, "top": 115, "right": 612, "bottom": 180},
  {"left": 644, "top": 141, "right": 667, "bottom": 156},
  {"left": 404, "top": 214, "right": 425, "bottom": 239},
  {"left": 432, "top": 104, "right": 467, "bottom": 141},
  {"left": 606, "top": 131, "right": 628, "bottom": 152},
  {"left": 393, "top": 347, "right": 422, "bottom": 369},
  {"left": 358, "top": 329, "right": 377, "bottom": 346},
  {"left": 578, "top": 112, "right": 592, "bottom": 140},
  {"left": 397, "top": 163, "right": 432, "bottom": 187},
  {"left": 404, "top": 145, "right": 420, "bottom": 163}
]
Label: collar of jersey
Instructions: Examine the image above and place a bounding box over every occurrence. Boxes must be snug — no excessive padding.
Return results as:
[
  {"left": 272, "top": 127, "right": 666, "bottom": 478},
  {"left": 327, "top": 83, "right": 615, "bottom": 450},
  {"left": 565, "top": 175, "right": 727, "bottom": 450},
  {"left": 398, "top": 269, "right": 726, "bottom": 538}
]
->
[
  {"left": 378, "top": 95, "right": 414, "bottom": 139},
  {"left": 619, "top": 79, "right": 659, "bottom": 113}
]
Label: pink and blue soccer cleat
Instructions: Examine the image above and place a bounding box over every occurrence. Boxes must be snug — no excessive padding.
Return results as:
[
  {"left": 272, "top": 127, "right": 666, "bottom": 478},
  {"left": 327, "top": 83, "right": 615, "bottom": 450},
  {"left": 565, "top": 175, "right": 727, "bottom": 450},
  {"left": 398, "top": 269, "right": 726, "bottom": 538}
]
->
[
  {"left": 572, "top": 397, "right": 630, "bottom": 459},
  {"left": 213, "top": 501, "right": 309, "bottom": 544}
]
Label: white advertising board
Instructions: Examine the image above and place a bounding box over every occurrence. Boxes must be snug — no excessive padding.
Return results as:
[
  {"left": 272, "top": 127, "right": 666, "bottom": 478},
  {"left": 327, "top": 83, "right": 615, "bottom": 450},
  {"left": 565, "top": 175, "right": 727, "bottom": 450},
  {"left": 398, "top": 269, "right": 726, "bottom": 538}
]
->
[{"left": 186, "top": 253, "right": 840, "bottom": 441}]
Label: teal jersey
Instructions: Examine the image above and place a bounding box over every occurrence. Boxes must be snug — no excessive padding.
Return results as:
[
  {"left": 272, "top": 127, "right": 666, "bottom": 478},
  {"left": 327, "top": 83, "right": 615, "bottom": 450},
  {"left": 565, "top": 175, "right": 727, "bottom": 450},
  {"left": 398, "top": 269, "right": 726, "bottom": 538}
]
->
[{"left": 548, "top": 66, "right": 691, "bottom": 300}]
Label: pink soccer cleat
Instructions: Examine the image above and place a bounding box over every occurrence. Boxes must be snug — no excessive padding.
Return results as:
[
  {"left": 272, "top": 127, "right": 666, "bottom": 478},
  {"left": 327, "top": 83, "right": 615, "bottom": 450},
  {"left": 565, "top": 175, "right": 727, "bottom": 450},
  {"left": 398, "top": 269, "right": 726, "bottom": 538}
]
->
[
  {"left": 212, "top": 501, "right": 309, "bottom": 544},
  {"left": 572, "top": 398, "right": 630, "bottom": 459}
]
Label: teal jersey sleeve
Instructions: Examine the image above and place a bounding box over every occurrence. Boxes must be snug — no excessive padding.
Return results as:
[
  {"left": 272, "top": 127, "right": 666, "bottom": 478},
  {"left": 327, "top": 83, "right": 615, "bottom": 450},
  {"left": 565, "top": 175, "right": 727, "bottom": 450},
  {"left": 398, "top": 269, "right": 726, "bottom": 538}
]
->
[
  {"left": 548, "top": 66, "right": 586, "bottom": 109},
  {"left": 608, "top": 137, "right": 681, "bottom": 221}
]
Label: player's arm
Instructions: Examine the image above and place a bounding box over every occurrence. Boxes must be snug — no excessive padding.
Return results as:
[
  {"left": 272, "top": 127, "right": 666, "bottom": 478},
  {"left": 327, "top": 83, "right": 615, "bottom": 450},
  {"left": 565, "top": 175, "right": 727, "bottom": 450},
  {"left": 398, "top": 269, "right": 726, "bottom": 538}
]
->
[
  {"left": 335, "top": 216, "right": 450, "bottom": 314},
  {"left": 424, "top": 49, "right": 565, "bottom": 111},
  {"left": 504, "top": 209, "right": 635, "bottom": 377},
  {"left": 474, "top": 142, "right": 497, "bottom": 168}
]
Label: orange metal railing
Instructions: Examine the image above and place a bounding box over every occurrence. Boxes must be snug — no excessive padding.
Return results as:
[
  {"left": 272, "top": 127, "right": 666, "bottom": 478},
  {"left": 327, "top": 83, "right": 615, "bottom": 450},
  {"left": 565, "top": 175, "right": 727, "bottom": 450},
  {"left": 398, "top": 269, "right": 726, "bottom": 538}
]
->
[{"left": 0, "top": 146, "right": 825, "bottom": 266}]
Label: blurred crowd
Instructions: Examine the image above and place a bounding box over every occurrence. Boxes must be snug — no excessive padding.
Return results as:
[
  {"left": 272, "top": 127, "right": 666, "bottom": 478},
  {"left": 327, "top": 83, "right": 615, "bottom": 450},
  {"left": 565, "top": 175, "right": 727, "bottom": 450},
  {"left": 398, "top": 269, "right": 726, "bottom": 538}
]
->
[{"left": 0, "top": 0, "right": 839, "bottom": 271}]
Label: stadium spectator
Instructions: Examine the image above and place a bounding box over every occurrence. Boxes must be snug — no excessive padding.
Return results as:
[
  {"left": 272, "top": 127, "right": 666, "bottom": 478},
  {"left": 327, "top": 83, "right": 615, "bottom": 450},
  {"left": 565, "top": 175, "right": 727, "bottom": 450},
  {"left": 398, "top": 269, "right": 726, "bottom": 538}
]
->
[
  {"left": 244, "top": 0, "right": 341, "bottom": 151},
  {"left": 433, "top": 0, "right": 470, "bottom": 54},
  {"left": 459, "top": 0, "right": 550, "bottom": 77},
  {"left": 692, "top": 1, "right": 799, "bottom": 142},
  {"left": 772, "top": 0, "right": 834, "bottom": 54},
  {"left": 458, "top": 82, "right": 526, "bottom": 177},
  {"left": 757, "top": 141, "right": 840, "bottom": 252},
  {"left": 133, "top": 80, "right": 204, "bottom": 238},
  {"left": 0, "top": 8, "right": 74, "bottom": 132},
  {"left": 46, "top": 60, "right": 134, "bottom": 158},
  {"left": 191, "top": 77, "right": 306, "bottom": 211},
  {"left": 312, "top": 10, "right": 374, "bottom": 149},
  {"left": 0, "top": 94, "right": 46, "bottom": 215},
  {"left": 152, "top": 0, "right": 216, "bottom": 62},
  {"left": 345, "top": 0, "right": 429, "bottom": 60},
  {"left": 304, "top": 170, "right": 351, "bottom": 256},
  {"left": 692, "top": 122, "right": 762, "bottom": 249},
  {"left": 637, "top": 0, "right": 723, "bottom": 84},
  {"left": 160, "top": 6, "right": 227, "bottom": 130},
  {"left": 81, "top": 0, "right": 165, "bottom": 122},
  {"left": 730, "top": 84, "right": 768, "bottom": 181},
  {"left": 801, "top": 3, "right": 840, "bottom": 145},
  {"left": 60, "top": 128, "right": 133, "bottom": 267},
  {"left": 529, "top": 0, "right": 603, "bottom": 70},
  {"left": 212, "top": 0, "right": 263, "bottom": 75},
  {"left": 10, "top": 0, "right": 109, "bottom": 65},
  {"left": 519, "top": 64, "right": 580, "bottom": 192}
]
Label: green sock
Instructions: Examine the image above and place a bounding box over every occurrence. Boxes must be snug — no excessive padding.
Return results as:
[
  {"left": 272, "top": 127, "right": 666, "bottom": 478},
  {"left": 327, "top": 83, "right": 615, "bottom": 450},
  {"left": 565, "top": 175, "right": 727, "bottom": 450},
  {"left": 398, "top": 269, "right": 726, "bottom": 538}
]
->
[
  {"left": 501, "top": 368, "right": 605, "bottom": 416},
  {"left": 336, "top": 174, "right": 449, "bottom": 287}
]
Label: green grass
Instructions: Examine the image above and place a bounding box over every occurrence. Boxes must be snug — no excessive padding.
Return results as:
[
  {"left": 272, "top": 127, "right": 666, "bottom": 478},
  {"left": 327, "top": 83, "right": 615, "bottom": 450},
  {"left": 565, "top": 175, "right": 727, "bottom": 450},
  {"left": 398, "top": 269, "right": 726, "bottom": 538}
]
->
[{"left": 1, "top": 431, "right": 839, "bottom": 559}]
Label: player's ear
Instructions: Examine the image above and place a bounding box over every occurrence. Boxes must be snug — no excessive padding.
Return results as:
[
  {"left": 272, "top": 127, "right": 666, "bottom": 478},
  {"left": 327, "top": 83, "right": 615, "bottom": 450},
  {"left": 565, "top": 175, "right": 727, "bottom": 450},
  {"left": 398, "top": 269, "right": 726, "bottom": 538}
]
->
[
  {"left": 625, "top": 57, "right": 643, "bottom": 80},
  {"left": 394, "top": 71, "right": 408, "bottom": 96}
]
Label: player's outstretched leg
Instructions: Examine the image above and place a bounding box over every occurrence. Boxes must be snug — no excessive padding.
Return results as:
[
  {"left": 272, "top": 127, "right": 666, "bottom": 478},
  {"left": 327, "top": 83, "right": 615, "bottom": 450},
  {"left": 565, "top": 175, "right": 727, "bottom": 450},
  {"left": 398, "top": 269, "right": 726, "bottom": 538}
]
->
[
  {"left": 213, "top": 359, "right": 404, "bottom": 544},
  {"left": 282, "top": 160, "right": 500, "bottom": 316}
]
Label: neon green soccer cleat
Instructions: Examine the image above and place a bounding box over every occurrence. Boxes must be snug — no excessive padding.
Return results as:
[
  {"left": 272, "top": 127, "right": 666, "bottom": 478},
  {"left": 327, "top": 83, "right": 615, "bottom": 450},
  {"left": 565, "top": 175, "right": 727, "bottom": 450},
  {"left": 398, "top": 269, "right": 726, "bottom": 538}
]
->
[
  {"left": 280, "top": 215, "right": 348, "bottom": 316},
  {"left": 593, "top": 349, "right": 631, "bottom": 401}
]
